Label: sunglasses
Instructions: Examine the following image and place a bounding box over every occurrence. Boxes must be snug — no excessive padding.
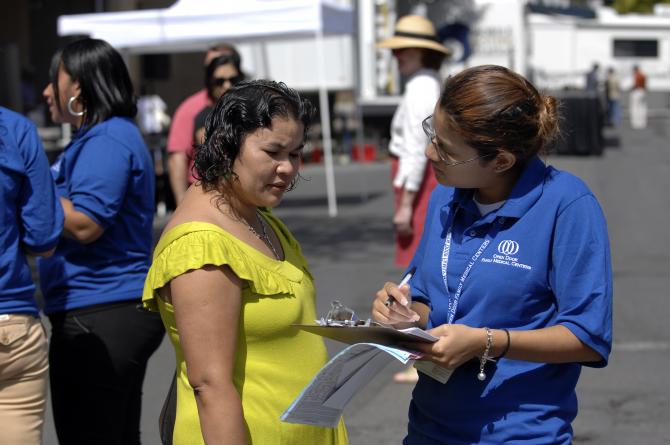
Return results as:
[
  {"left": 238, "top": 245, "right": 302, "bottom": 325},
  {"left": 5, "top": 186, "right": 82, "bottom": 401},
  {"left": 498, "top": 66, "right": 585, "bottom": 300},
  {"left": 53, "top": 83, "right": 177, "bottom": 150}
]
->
[{"left": 211, "top": 74, "right": 243, "bottom": 87}]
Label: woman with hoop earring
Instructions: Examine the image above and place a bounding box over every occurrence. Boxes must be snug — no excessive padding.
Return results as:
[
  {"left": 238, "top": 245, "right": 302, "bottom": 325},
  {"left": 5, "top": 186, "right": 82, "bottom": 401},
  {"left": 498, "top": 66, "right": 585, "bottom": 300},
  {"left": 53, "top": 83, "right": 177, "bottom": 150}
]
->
[{"left": 41, "top": 38, "right": 165, "bottom": 445}]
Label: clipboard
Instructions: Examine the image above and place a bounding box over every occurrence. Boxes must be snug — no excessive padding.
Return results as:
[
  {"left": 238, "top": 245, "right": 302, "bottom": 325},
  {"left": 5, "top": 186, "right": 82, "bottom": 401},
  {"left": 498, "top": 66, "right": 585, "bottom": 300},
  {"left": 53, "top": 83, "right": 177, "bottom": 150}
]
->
[{"left": 293, "top": 324, "right": 438, "bottom": 347}]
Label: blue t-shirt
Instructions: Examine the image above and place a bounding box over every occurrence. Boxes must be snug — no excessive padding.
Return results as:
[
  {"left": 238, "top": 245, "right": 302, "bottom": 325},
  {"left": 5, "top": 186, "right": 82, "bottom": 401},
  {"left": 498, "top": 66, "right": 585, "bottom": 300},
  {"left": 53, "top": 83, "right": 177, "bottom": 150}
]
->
[
  {"left": 0, "top": 107, "right": 63, "bottom": 316},
  {"left": 406, "top": 157, "right": 612, "bottom": 445},
  {"left": 38, "top": 117, "right": 155, "bottom": 313}
]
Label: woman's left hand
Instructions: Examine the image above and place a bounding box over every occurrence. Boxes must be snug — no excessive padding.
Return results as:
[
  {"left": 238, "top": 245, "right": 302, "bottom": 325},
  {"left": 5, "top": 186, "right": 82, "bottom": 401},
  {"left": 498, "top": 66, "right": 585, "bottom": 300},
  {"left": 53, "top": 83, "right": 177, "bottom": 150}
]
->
[
  {"left": 406, "top": 324, "right": 484, "bottom": 369},
  {"left": 393, "top": 206, "right": 413, "bottom": 236}
]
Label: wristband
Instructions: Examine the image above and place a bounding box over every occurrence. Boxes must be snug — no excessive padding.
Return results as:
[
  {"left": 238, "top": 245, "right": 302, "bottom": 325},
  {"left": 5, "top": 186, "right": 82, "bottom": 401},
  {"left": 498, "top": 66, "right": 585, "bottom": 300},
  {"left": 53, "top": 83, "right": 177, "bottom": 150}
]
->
[{"left": 497, "top": 329, "right": 511, "bottom": 359}]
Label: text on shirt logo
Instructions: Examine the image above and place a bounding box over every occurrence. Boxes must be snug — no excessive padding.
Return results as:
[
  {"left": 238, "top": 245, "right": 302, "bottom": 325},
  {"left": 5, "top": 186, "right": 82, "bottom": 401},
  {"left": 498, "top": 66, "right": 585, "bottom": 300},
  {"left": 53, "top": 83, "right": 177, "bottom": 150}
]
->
[{"left": 480, "top": 239, "right": 533, "bottom": 270}]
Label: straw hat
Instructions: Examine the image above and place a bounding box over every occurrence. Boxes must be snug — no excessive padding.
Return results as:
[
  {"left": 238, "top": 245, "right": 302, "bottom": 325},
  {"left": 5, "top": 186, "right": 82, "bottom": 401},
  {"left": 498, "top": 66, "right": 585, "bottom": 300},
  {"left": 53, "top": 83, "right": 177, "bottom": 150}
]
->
[{"left": 377, "top": 15, "right": 450, "bottom": 55}]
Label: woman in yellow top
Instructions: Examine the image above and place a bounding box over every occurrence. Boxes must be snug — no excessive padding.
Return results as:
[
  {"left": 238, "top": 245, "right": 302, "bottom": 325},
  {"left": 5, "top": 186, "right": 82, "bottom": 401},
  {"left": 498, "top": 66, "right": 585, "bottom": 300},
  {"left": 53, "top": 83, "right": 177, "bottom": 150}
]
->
[{"left": 143, "top": 80, "right": 348, "bottom": 444}]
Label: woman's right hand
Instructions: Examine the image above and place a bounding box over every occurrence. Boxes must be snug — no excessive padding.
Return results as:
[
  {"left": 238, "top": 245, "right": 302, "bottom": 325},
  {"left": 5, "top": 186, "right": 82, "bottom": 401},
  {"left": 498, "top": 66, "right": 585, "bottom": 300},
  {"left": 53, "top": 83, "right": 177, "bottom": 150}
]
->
[{"left": 372, "top": 281, "right": 420, "bottom": 327}]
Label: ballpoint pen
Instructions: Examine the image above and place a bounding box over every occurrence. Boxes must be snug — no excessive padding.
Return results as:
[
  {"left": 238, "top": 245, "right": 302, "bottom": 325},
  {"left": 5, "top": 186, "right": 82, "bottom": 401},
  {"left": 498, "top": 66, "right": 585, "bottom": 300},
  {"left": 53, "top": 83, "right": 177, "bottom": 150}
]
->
[{"left": 384, "top": 266, "right": 416, "bottom": 307}]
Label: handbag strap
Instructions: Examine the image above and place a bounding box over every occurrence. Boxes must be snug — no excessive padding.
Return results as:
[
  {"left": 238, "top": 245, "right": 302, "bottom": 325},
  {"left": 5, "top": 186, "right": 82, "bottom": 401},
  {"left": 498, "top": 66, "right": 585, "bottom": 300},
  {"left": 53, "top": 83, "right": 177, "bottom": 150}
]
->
[{"left": 159, "top": 370, "right": 178, "bottom": 445}]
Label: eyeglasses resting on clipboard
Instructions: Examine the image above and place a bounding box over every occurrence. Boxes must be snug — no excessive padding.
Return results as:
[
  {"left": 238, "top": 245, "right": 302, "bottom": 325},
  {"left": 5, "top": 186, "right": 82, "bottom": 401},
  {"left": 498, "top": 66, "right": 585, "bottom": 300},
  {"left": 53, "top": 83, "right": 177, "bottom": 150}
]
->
[
  {"left": 296, "top": 300, "right": 438, "bottom": 346},
  {"left": 297, "top": 300, "right": 496, "bottom": 385},
  {"left": 317, "top": 300, "right": 379, "bottom": 327},
  {"left": 296, "top": 300, "right": 455, "bottom": 383}
]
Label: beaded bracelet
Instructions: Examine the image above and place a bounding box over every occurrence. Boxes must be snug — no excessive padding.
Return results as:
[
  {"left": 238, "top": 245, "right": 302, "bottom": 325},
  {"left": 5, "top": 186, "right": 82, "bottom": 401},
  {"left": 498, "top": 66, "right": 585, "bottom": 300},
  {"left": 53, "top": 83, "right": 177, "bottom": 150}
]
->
[{"left": 478, "top": 327, "right": 493, "bottom": 381}]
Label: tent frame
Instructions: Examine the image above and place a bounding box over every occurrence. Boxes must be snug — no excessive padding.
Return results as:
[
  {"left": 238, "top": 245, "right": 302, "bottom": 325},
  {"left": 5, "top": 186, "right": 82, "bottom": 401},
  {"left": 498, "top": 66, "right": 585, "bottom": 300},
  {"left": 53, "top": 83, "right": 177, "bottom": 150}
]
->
[{"left": 58, "top": 0, "right": 356, "bottom": 216}]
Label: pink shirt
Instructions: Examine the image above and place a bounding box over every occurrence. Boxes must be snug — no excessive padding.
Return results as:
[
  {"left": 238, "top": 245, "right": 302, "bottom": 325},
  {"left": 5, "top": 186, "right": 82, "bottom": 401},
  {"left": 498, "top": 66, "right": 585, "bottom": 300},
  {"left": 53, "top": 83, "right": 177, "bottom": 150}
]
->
[{"left": 167, "top": 89, "right": 210, "bottom": 183}]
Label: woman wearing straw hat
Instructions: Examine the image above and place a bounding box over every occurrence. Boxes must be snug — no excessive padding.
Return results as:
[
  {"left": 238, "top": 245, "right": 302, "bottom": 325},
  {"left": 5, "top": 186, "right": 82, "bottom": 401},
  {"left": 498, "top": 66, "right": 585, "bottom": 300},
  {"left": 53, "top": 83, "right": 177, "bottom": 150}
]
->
[
  {"left": 378, "top": 15, "right": 449, "bottom": 383},
  {"left": 378, "top": 15, "right": 449, "bottom": 268}
]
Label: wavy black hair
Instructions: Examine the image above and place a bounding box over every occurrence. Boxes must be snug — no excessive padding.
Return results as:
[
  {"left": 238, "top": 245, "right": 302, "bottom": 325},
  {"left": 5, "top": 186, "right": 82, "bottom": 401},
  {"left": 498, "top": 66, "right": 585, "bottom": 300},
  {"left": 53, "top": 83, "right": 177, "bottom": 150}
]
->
[
  {"left": 50, "top": 38, "right": 136, "bottom": 129},
  {"left": 193, "top": 79, "right": 313, "bottom": 193}
]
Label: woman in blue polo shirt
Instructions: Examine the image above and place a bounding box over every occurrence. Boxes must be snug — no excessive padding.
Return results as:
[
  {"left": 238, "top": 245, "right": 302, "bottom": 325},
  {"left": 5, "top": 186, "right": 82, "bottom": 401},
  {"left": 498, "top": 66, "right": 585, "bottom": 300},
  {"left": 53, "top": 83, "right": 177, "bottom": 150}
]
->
[
  {"left": 372, "top": 65, "right": 612, "bottom": 444},
  {"left": 0, "top": 106, "right": 63, "bottom": 445},
  {"left": 39, "top": 39, "right": 165, "bottom": 444}
]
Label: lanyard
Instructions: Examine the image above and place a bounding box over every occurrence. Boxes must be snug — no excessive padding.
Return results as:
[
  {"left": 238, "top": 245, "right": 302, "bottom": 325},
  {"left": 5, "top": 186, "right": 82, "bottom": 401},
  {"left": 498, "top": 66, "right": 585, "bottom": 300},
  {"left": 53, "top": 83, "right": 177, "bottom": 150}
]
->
[{"left": 441, "top": 210, "right": 492, "bottom": 324}]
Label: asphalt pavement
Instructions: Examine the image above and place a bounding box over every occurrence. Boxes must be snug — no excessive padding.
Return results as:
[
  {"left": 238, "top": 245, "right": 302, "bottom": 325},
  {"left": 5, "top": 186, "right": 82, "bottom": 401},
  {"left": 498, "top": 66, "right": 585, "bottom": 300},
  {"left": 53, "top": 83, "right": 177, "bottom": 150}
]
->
[{"left": 41, "top": 113, "right": 670, "bottom": 444}]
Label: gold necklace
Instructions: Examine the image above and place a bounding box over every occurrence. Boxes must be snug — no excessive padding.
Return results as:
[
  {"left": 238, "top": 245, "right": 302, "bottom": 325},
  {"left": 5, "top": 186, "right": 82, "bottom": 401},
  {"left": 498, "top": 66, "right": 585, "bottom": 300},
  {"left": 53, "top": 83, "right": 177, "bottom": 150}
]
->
[{"left": 245, "top": 211, "right": 280, "bottom": 260}]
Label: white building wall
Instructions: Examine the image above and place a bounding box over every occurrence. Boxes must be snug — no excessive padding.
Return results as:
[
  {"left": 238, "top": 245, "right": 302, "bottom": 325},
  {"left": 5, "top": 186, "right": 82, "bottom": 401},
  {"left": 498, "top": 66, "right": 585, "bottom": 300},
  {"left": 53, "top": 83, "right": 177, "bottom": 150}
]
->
[
  {"left": 356, "top": 1, "right": 670, "bottom": 105},
  {"left": 578, "top": 25, "right": 670, "bottom": 90},
  {"left": 529, "top": 8, "right": 670, "bottom": 91},
  {"left": 461, "top": 0, "right": 524, "bottom": 72},
  {"left": 529, "top": 20, "right": 579, "bottom": 88}
]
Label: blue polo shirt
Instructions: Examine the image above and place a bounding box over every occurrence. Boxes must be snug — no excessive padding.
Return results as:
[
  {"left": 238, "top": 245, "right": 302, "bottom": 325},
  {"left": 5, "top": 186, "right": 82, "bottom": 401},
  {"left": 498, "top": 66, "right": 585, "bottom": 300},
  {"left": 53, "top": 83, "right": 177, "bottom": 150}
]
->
[
  {"left": 38, "top": 117, "right": 155, "bottom": 314},
  {"left": 406, "top": 157, "right": 612, "bottom": 445},
  {"left": 0, "top": 107, "right": 63, "bottom": 316}
]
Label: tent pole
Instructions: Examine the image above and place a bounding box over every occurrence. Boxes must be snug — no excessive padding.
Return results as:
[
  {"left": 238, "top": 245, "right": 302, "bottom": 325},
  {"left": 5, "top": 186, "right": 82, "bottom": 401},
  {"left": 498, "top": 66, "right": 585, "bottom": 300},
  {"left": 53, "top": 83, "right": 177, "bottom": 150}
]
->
[
  {"left": 316, "top": 29, "right": 338, "bottom": 217},
  {"left": 353, "top": 0, "right": 368, "bottom": 202}
]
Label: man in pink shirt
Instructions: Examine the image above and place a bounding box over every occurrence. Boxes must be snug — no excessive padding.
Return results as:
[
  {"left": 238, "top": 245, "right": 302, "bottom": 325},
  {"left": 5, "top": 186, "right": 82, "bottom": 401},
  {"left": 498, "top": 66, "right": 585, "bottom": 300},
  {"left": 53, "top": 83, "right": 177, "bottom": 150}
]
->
[{"left": 167, "top": 43, "right": 241, "bottom": 204}]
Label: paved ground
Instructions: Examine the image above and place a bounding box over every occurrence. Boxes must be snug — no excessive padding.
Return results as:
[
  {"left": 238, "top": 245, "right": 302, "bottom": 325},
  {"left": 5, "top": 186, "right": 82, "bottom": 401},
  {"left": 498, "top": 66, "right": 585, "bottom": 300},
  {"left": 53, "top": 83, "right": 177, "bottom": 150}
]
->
[{"left": 41, "top": 113, "right": 670, "bottom": 444}]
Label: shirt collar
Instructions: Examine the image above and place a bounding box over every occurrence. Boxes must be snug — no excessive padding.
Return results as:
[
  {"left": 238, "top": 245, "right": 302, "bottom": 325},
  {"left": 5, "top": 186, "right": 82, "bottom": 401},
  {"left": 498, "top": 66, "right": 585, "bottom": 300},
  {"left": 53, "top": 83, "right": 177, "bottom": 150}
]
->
[
  {"left": 407, "top": 68, "right": 439, "bottom": 82},
  {"left": 445, "top": 156, "right": 547, "bottom": 219},
  {"left": 70, "top": 116, "right": 126, "bottom": 142},
  {"left": 445, "top": 186, "right": 470, "bottom": 210},
  {"left": 497, "top": 156, "right": 547, "bottom": 218}
]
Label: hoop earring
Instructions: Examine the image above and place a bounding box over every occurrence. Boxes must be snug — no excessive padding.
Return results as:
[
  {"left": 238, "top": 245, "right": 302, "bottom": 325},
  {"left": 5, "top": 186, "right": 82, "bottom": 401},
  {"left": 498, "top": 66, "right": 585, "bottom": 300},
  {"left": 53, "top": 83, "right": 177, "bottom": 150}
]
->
[{"left": 67, "top": 96, "right": 85, "bottom": 117}]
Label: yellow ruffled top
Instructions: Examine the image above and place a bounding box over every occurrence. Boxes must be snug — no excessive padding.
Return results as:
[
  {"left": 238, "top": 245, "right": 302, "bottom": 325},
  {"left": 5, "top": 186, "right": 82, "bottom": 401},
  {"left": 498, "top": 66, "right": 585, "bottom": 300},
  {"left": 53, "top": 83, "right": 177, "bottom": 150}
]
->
[{"left": 143, "top": 210, "right": 348, "bottom": 445}]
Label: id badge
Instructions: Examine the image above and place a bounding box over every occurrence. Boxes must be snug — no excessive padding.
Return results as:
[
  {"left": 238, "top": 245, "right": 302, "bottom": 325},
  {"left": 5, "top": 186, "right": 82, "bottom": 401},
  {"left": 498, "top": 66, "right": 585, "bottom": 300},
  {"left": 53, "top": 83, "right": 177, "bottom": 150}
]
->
[{"left": 414, "top": 361, "right": 454, "bottom": 384}]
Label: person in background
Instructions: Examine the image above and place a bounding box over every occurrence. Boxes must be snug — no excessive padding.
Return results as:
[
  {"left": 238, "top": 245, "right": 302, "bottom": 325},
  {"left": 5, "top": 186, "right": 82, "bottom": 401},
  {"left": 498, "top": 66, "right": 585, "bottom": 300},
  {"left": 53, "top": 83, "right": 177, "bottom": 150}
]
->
[
  {"left": 0, "top": 106, "right": 63, "bottom": 445},
  {"left": 585, "top": 62, "right": 600, "bottom": 93},
  {"left": 630, "top": 65, "right": 647, "bottom": 129},
  {"left": 40, "top": 38, "right": 165, "bottom": 445},
  {"left": 167, "top": 42, "right": 242, "bottom": 205},
  {"left": 605, "top": 67, "right": 621, "bottom": 127},
  {"left": 372, "top": 65, "right": 612, "bottom": 444},
  {"left": 143, "top": 80, "right": 348, "bottom": 444},
  {"left": 193, "top": 54, "right": 245, "bottom": 146},
  {"left": 377, "top": 14, "right": 449, "bottom": 383}
]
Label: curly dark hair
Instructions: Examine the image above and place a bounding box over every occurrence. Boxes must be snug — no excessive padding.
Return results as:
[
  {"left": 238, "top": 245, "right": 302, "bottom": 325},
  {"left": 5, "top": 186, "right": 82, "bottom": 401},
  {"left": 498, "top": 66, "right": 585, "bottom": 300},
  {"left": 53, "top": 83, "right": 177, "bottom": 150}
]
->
[{"left": 193, "top": 79, "right": 314, "bottom": 194}]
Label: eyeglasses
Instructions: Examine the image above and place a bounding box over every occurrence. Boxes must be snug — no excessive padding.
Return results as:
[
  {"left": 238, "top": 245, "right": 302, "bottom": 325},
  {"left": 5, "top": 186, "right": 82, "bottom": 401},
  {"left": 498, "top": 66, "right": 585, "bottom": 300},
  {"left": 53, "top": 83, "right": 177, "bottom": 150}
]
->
[
  {"left": 318, "top": 300, "right": 380, "bottom": 327},
  {"left": 211, "top": 74, "right": 243, "bottom": 87},
  {"left": 421, "top": 114, "right": 496, "bottom": 167}
]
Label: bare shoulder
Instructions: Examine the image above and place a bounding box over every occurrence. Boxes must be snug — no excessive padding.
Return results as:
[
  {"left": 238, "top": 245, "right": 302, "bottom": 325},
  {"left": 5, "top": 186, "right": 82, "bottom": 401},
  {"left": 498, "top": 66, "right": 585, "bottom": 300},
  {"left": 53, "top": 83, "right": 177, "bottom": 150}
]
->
[{"left": 162, "top": 185, "right": 229, "bottom": 234}]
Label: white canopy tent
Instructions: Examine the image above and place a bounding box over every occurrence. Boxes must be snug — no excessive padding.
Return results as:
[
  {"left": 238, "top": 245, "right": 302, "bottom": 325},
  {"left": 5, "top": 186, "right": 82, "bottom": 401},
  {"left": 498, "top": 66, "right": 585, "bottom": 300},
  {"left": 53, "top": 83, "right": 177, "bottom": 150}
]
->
[{"left": 58, "top": 0, "right": 356, "bottom": 216}]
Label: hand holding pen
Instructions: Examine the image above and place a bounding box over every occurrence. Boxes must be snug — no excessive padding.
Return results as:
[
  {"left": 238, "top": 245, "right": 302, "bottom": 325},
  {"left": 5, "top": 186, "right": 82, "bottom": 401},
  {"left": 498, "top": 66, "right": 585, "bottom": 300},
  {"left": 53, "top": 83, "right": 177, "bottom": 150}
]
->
[
  {"left": 372, "top": 267, "right": 420, "bottom": 327},
  {"left": 384, "top": 266, "right": 416, "bottom": 307}
]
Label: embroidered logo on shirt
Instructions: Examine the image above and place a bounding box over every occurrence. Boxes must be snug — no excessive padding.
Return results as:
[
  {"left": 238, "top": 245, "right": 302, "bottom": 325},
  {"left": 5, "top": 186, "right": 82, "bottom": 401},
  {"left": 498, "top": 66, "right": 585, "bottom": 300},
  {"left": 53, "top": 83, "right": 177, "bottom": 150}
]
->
[
  {"left": 51, "top": 157, "right": 62, "bottom": 175},
  {"left": 480, "top": 239, "right": 533, "bottom": 270},
  {"left": 497, "top": 240, "right": 519, "bottom": 255}
]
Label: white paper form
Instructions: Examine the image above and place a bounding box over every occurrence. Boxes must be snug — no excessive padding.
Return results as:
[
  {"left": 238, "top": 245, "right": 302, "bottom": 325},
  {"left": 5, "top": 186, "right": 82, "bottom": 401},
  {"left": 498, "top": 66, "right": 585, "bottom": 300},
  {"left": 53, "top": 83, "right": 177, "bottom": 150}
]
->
[
  {"left": 398, "top": 326, "right": 438, "bottom": 342},
  {"left": 280, "top": 343, "right": 417, "bottom": 427}
]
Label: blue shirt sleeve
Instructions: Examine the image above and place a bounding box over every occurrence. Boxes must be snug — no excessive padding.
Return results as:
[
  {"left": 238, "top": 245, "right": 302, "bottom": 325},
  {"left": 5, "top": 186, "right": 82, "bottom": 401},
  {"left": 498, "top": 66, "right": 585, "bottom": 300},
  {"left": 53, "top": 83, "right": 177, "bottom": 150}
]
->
[
  {"left": 550, "top": 194, "right": 613, "bottom": 367},
  {"left": 17, "top": 119, "right": 64, "bottom": 252},
  {"left": 69, "top": 135, "right": 131, "bottom": 228}
]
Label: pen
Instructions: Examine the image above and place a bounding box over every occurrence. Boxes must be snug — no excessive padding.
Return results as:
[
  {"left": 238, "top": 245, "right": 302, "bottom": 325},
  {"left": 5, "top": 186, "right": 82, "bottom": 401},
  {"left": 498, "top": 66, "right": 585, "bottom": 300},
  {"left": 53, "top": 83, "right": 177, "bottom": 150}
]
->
[{"left": 384, "top": 266, "right": 416, "bottom": 307}]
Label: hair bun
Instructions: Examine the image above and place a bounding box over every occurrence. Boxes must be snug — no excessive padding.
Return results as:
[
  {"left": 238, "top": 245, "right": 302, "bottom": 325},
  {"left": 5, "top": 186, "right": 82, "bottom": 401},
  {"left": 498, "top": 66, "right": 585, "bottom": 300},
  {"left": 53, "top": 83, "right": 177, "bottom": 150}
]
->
[{"left": 537, "top": 94, "right": 559, "bottom": 146}]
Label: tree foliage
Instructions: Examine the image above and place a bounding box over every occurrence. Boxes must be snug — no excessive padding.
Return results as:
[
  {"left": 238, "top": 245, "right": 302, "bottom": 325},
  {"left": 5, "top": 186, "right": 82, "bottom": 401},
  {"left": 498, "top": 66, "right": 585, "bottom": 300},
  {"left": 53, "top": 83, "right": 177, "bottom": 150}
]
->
[{"left": 612, "top": 0, "right": 670, "bottom": 14}]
